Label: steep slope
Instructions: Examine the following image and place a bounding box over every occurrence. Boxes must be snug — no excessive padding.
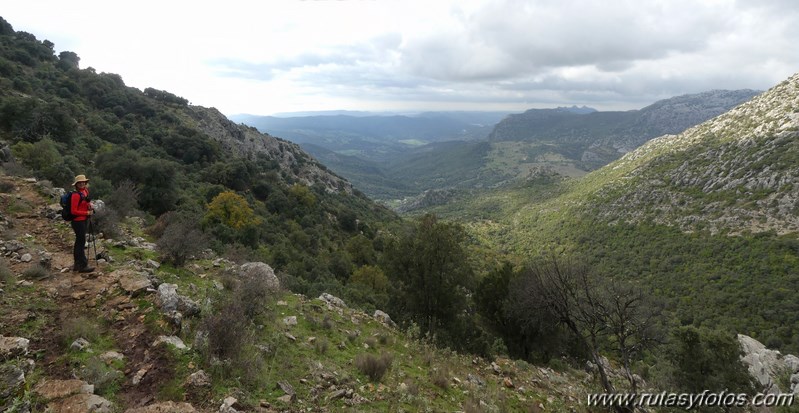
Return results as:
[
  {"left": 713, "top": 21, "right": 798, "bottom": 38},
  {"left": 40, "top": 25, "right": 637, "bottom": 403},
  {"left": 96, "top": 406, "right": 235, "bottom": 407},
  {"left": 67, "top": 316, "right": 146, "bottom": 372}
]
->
[
  {"left": 178, "top": 106, "right": 352, "bottom": 194},
  {"left": 0, "top": 16, "right": 400, "bottom": 304},
  {"left": 0, "top": 174, "right": 596, "bottom": 412},
  {"left": 585, "top": 74, "right": 799, "bottom": 234},
  {"left": 450, "top": 72, "right": 799, "bottom": 353}
]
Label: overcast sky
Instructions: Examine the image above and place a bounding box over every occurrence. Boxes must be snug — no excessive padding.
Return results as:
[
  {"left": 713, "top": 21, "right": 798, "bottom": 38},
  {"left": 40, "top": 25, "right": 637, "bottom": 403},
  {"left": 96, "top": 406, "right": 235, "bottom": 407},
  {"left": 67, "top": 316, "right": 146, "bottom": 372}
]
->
[{"left": 3, "top": 0, "right": 798, "bottom": 116}]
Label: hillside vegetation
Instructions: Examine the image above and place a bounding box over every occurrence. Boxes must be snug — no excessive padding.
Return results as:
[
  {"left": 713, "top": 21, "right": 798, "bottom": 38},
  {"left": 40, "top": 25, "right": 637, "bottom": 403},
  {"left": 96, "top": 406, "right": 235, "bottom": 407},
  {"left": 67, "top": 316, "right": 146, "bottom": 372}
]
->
[
  {"left": 1, "top": 15, "right": 793, "bottom": 413},
  {"left": 428, "top": 72, "right": 799, "bottom": 354},
  {"left": 0, "top": 16, "right": 403, "bottom": 306}
]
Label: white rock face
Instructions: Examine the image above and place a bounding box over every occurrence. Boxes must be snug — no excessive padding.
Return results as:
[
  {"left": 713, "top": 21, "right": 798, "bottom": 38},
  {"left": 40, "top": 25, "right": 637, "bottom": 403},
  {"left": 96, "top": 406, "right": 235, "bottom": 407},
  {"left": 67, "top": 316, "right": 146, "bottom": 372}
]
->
[{"left": 738, "top": 334, "right": 799, "bottom": 394}]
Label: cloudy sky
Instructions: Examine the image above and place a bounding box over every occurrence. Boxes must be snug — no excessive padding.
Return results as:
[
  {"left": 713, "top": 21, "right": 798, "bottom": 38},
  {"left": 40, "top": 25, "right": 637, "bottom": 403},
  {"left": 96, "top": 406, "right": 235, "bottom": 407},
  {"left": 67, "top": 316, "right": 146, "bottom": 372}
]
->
[{"left": 4, "top": 0, "right": 798, "bottom": 116}]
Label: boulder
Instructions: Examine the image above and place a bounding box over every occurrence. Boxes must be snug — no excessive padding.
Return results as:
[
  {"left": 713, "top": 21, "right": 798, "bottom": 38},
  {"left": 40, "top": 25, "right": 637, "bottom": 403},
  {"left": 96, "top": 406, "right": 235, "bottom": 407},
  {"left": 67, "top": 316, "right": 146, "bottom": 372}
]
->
[
  {"left": 153, "top": 336, "right": 187, "bottom": 350},
  {"left": 156, "top": 283, "right": 200, "bottom": 316},
  {"left": 0, "top": 336, "right": 29, "bottom": 360},
  {"left": 239, "top": 262, "right": 280, "bottom": 291},
  {"left": 373, "top": 310, "right": 396, "bottom": 327},
  {"left": 185, "top": 370, "right": 211, "bottom": 388},
  {"left": 319, "top": 293, "right": 346, "bottom": 308}
]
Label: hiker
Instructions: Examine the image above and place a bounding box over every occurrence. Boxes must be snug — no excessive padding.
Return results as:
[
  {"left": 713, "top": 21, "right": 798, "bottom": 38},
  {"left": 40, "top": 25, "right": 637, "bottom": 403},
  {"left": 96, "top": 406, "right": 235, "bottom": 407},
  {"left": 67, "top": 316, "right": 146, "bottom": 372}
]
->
[{"left": 69, "top": 174, "right": 95, "bottom": 273}]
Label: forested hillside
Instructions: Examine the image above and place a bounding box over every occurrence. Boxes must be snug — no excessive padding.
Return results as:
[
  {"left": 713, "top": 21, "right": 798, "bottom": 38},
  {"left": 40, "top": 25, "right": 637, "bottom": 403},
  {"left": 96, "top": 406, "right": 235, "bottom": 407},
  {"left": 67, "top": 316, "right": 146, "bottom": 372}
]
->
[
  {"left": 2, "top": 15, "right": 792, "bottom": 412},
  {"left": 425, "top": 72, "right": 799, "bottom": 355},
  {"left": 0, "top": 16, "right": 401, "bottom": 302}
]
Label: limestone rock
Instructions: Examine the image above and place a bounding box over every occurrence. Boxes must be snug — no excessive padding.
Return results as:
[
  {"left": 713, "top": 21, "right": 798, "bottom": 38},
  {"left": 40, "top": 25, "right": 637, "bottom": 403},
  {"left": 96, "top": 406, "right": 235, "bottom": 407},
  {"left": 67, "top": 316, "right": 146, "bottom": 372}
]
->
[
  {"left": 185, "top": 370, "right": 211, "bottom": 388},
  {"left": 70, "top": 338, "right": 91, "bottom": 351},
  {"left": 33, "top": 379, "right": 94, "bottom": 401},
  {"left": 48, "top": 393, "right": 113, "bottom": 413},
  {"left": 373, "top": 310, "right": 396, "bottom": 327},
  {"left": 153, "top": 336, "right": 187, "bottom": 350},
  {"left": 738, "top": 334, "right": 799, "bottom": 393},
  {"left": 239, "top": 262, "right": 280, "bottom": 291},
  {"left": 156, "top": 283, "right": 200, "bottom": 316},
  {"left": 123, "top": 401, "right": 198, "bottom": 413},
  {"left": 117, "top": 270, "right": 153, "bottom": 295},
  {"left": 99, "top": 351, "right": 125, "bottom": 364},
  {"left": 319, "top": 293, "right": 346, "bottom": 308},
  {"left": 0, "top": 336, "right": 29, "bottom": 360}
]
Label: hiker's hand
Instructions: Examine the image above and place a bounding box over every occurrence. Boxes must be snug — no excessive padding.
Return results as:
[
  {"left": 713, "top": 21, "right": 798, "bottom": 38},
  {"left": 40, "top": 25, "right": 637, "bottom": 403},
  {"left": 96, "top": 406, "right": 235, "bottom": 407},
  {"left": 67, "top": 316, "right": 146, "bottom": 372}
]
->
[{"left": 88, "top": 210, "right": 94, "bottom": 216}]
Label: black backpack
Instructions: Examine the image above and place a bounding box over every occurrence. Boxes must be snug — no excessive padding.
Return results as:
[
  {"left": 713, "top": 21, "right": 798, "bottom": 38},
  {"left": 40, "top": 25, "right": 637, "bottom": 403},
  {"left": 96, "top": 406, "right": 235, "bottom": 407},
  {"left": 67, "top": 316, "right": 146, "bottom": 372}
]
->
[{"left": 59, "top": 191, "right": 84, "bottom": 221}]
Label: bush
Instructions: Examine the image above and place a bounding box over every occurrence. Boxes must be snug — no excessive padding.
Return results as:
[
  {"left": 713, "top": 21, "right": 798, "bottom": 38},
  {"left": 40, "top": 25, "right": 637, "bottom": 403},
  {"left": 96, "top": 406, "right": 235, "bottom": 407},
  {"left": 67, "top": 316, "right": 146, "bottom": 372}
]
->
[
  {"left": 430, "top": 368, "right": 450, "bottom": 390},
  {"left": 0, "top": 180, "right": 14, "bottom": 193},
  {"left": 78, "top": 357, "right": 123, "bottom": 396},
  {"left": 203, "top": 301, "right": 250, "bottom": 361},
  {"left": 90, "top": 205, "right": 122, "bottom": 239},
  {"left": 60, "top": 317, "right": 102, "bottom": 346},
  {"left": 0, "top": 260, "right": 14, "bottom": 284},
  {"left": 106, "top": 180, "right": 140, "bottom": 217},
  {"left": 314, "top": 338, "right": 329, "bottom": 355},
  {"left": 231, "top": 268, "right": 274, "bottom": 321},
  {"left": 354, "top": 352, "right": 393, "bottom": 382},
  {"left": 157, "top": 213, "right": 208, "bottom": 266}
]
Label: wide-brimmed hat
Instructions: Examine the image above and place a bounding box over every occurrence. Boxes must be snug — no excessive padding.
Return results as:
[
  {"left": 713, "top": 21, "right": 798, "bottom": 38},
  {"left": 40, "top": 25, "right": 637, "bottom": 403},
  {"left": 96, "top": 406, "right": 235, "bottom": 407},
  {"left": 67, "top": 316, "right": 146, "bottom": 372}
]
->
[{"left": 72, "top": 175, "right": 90, "bottom": 186}]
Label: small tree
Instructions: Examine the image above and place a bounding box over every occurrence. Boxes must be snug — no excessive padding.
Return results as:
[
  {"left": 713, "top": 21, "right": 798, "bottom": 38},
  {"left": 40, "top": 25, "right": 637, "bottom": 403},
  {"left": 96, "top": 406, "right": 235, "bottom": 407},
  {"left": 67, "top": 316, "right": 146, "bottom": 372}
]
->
[
  {"left": 669, "top": 326, "right": 756, "bottom": 395},
  {"left": 205, "top": 191, "right": 261, "bottom": 230},
  {"left": 384, "top": 214, "right": 473, "bottom": 344},
  {"left": 514, "top": 255, "right": 662, "bottom": 411}
]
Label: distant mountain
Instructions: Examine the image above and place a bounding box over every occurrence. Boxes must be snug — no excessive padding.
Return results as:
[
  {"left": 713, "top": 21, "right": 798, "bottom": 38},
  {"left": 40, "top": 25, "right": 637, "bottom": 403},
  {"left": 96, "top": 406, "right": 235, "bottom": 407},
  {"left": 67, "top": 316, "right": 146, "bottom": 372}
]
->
[
  {"left": 231, "top": 111, "right": 509, "bottom": 148},
  {"left": 489, "top": 90, "right": 759, "bottom": 169}
]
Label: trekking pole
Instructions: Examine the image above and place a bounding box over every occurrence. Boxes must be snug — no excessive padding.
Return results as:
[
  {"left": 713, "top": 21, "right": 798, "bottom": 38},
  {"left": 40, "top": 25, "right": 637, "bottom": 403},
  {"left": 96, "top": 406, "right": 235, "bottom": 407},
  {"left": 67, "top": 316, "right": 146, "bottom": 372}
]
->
[{"left": 88, "top": 216, "right": 99, "bottom": 267}]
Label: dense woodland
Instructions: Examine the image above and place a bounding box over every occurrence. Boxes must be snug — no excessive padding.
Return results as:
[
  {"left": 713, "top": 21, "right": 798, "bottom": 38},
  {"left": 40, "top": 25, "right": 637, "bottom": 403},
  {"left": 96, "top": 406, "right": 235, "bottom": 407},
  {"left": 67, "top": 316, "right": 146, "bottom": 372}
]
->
[{"left": 0, "top": 15, "right": 777, "bottom": 407}]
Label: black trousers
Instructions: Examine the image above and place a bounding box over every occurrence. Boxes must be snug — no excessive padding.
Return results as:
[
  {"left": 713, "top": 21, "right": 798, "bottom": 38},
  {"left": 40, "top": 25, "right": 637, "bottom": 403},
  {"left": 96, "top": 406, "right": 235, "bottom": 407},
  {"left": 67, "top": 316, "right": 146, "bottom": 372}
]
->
[{"left": 71, "top": 219, "right": 88, "bottom": 270}]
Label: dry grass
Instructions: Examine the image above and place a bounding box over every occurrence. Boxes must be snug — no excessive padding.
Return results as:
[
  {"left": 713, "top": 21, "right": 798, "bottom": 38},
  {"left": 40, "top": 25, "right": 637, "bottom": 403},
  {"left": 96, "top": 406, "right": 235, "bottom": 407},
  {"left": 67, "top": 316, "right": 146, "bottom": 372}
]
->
[{"left": 355, "top": 352, "right": 394, "bottom": 382}]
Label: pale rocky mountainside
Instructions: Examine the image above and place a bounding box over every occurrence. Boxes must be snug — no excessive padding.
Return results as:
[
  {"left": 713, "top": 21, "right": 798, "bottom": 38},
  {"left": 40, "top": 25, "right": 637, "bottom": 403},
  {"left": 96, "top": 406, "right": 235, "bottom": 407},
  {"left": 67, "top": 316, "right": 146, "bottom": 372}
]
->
[
  {"left": 585, "top": 72, "right": 799, "bottom": 234},
  {"left": 177, "top": 106, "right": 353, "bottom": 194}
]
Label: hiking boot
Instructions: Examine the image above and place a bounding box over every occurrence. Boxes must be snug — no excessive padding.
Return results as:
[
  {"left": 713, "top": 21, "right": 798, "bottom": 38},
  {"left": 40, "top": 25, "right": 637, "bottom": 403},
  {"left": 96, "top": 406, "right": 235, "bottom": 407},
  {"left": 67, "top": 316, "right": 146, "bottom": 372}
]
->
[{"left": 78, "top": 266, "right": 95, "bottom": 273}]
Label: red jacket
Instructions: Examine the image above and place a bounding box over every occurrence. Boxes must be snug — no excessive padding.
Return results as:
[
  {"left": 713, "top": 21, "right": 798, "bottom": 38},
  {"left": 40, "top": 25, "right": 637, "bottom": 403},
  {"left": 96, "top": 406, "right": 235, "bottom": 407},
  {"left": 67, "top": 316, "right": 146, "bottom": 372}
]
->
[{"left": 70, "top": 188, "right": 91, "bottom": 222}]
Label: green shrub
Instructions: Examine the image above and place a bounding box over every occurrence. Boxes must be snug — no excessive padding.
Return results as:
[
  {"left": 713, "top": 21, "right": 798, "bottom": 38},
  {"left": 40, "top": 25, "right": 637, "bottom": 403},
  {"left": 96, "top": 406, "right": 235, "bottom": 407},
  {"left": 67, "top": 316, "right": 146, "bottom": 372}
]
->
[
  {"left": 354, "top": 352, "right": 393, "bottom": 382},
  {"left": 430, "top": 368, "right": 450, "bottom": 390},
  {"left": 60, "top": 317, "right": 102, "bottom": 346}
]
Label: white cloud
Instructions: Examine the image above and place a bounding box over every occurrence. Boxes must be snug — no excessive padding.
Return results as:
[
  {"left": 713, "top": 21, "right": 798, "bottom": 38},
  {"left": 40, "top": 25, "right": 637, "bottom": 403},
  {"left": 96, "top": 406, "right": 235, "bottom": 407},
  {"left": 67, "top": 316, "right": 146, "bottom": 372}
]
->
[{"left": 2, "top": 0, "right": 798, "bottom": 115}]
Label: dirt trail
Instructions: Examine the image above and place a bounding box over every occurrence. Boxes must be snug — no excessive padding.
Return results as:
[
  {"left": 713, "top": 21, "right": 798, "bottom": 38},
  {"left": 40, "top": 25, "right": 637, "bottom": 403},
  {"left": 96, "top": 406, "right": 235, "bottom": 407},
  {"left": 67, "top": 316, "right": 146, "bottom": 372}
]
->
[{"left": 0, "top": 176, "right": 187, "bottom": 411}]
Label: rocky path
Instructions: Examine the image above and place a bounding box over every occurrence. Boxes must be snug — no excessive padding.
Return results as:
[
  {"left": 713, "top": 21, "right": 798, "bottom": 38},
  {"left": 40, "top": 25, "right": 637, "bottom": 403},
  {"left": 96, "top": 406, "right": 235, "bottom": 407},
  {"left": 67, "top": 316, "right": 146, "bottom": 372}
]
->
[{"left": 0, "top": 176, "right": 206, "bottom": 412}]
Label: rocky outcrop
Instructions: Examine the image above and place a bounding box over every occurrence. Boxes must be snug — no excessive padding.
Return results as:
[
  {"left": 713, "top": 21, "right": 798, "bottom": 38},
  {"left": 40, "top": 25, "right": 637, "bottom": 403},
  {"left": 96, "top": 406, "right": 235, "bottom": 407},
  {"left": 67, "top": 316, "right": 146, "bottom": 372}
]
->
[
  {"left": 738, "top": 334, "right": 799, "bottom": 394},
  {"left": 590, "top": 72, "right": 799, "bottom": 235},
  {"left": 239, "top": 262, "right": 280, "bottom": 291},
  {"left": 179, "top": 106, "right": 352, "bottom": 194}
]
